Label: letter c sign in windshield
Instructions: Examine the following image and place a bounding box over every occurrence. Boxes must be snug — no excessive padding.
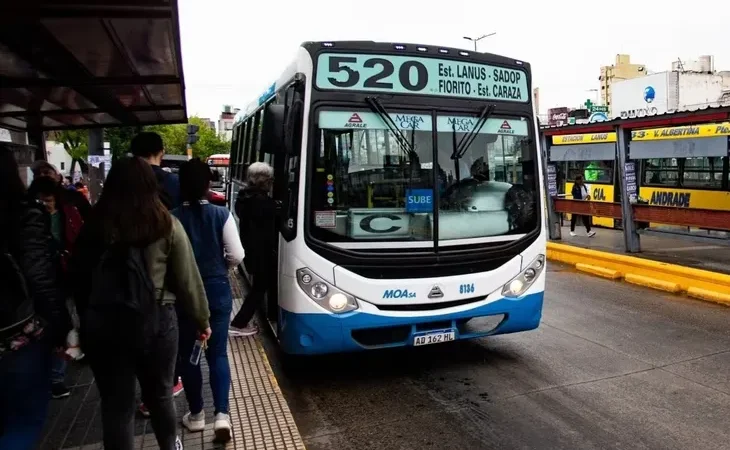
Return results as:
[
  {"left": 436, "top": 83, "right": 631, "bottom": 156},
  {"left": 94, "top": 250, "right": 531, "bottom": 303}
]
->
[{"left": 359, "top": 214, "right": 403, "bottom": 234}]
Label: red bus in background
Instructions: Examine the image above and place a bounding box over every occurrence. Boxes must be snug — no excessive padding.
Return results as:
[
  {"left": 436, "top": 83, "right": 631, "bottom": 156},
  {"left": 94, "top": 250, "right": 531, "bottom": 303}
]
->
[{"left": 206, "top": 154, "right": 230, "bottom": 206}]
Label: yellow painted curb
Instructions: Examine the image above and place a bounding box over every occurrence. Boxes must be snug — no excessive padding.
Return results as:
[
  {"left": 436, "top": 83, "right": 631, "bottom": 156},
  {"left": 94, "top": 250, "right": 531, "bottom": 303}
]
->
[
  {"left": 624, "top": 273, "right": 682, "bottom": 293},
  {"left": 547, "top": 242, "right": 730, "bottom": 304},
  {"left": 575, "top": 263, "right": 622, "bottom": 280},
  {"left": 687, "top": 287, "right": 730, "bottom": 306}
]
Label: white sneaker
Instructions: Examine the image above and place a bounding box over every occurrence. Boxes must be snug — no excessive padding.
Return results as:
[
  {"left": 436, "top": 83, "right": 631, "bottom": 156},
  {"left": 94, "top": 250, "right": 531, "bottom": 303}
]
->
[
  {"left": 182, "top": 411, "right": 205, "bottom": 432},
  {"left": 175, "top": 436, "right": 183, "bottom": 450},
  {"left": 229, "top": 325, "right": 258, "bottom": 337},
  {"left": 588, "top": 231, "right": 596, "bottom": 237},
  {"left": 214, "top": 412, "right": 233, "bottom": 442},
  {"left": 570, "top": 231, "right": 577, "bottom": 237}
]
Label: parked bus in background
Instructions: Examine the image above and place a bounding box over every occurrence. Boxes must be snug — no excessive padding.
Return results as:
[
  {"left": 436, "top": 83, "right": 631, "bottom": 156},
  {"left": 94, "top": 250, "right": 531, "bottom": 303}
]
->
[
  {"left": 206, "top": 153, "right": 230, "bottom": 191},
  {"left": 228, "top": 41, "right": 546, "bottom": 355}
]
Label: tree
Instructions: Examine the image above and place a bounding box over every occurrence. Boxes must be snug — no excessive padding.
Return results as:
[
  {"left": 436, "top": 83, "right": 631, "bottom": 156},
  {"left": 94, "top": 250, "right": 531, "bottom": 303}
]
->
[
  {"left": 188, "top": 116, "right": 230, "bottom": 160},
  {"left": 145, "top": 123, "right": 188, "bottom": 155},
  {"left": 143, "top": 116, "right": 230, "bottom": 160},
  {"left": 104, "top": 126, "right": 138, "bottom": 160},
  {"left": 55, "top": 129, "right": 89, "bottom": 175}
]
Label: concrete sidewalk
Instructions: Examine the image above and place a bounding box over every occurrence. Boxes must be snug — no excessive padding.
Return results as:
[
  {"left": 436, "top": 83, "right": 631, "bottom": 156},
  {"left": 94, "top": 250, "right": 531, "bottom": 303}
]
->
[
  {"left": 557, "top": 226, "right": 730, "bottom": 275},
  {"left": 39, "top": 273, "right": 305, "bottom": 450}
]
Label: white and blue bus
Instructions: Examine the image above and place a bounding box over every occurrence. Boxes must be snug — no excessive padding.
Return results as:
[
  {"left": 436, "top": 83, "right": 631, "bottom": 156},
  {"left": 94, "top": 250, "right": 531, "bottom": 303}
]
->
[{"left": 229, "top": 41, "right": 546, "bottom": 355}]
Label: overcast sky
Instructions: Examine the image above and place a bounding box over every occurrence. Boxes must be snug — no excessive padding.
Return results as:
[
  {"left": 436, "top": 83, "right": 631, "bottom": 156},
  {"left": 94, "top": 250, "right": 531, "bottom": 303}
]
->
[{"left": 178, "top": 0, "right": 729, "bottom": 119}]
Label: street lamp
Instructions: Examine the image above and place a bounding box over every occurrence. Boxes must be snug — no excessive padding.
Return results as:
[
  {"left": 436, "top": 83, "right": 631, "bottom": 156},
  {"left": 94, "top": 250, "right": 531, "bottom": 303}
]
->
[{"left": 463, "top": 32, "right": 496, "bottom": 52}]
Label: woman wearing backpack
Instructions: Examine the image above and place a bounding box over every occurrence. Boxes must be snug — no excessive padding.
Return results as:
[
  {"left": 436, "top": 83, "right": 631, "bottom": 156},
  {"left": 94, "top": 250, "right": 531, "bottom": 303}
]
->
[
  {"left": 0, "top": 150, "right": 72, "bottom": 450},
  {"left": 172, "top": 158, "right": 244, "bottom": 442},
  {"left": 70, "top": 156, "right": 212, "bottom": 450}
]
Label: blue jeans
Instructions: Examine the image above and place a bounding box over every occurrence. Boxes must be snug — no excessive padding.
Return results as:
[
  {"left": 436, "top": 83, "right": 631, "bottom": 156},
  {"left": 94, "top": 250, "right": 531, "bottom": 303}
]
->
[
  {"left": 179, "top": 278, "right": 232, "bottom": 415},
  {"left": 51, "top": 354, "right": 67, "bottom": 384},
  {"left": 0, "top": 339, "right": 52, "bottom": 450}
]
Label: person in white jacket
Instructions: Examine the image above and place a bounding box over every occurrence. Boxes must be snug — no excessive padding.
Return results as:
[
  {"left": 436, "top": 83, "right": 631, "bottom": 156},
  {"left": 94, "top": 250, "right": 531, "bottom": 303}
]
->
[{"left": 172, "top": 158, "right": 245, "bottom": 443}]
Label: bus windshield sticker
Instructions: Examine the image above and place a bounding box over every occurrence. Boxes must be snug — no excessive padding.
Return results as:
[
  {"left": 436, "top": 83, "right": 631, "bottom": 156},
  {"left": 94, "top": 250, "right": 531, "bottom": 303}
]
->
[
  {"left": 318, "top": 111, "right": 433, "bottom": 131},
  {"left": 437, "top": 116, "right": 529, "bottom": 136},
  {"left": 405, "top": 189, "right": 433, "bottom": 213},
  {"left": 316, "top": 53, "right": 528, "bottom": 103},
  {"left": 314, "top": 211, "right": 337, "bottom": 228}
]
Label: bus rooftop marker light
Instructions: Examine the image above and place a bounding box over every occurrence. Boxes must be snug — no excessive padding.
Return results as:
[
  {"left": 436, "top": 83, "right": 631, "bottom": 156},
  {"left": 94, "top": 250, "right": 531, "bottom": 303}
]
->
[
  {"left": 417, "top": 46, "right": 428, "bottom": 52},
  {"left": 439, "top": 48, "right": 449, "bottom": 54}
]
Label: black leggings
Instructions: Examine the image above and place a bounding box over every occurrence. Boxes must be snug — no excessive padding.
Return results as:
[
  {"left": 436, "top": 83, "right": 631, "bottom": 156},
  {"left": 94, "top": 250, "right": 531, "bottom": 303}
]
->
[
  {"left": 88, "top": 306, "right": 179, "bottom": 450},
  {"left": 571, "top": 214, "right": 592, "bottom": 232}
]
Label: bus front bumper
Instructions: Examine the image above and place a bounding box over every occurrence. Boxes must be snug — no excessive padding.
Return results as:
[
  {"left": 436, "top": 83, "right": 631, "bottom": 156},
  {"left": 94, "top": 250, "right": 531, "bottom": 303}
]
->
[{"left": 277, "top": 292, "right": 544, "bottom": 355}]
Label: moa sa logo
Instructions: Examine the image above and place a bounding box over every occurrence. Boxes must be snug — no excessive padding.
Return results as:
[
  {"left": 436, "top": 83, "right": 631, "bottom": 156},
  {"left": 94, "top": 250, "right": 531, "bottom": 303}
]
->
[{"left": 382, "top": 289, "right": 416, "bottom": 299}]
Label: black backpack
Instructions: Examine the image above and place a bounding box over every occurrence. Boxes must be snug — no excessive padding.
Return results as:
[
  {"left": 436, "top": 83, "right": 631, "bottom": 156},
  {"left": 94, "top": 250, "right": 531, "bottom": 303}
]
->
[
  {"left": 0, "top": 240, "right": 34, "bottom": 334},
  {"left": 83, "top": 244, "right": 160, "bottom": 351}
]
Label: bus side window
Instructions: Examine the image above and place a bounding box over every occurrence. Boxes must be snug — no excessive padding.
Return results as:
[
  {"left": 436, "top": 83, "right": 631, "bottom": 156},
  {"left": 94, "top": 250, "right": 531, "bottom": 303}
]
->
[
  {"left": 682, "top": 156, "right": 725, "bottom": 189},
  {"left": 642, "top": 158, "right": 679, "bottom": 187}
]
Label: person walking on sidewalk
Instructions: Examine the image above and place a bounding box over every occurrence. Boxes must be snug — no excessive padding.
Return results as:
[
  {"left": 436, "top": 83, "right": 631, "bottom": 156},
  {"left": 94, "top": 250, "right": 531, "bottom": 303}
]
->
[
  {"left": 70, "top": 157, "right": 211, "bottom": 450},
  {"left": 230, "top": 162, "right": 277, "bottom": 337},
  {"left": 131, "top": 132, "right": 185, "bottom": 416},
  {"left": 28, "top": 177, "right": 85, "bottom": 399},
  {"left": 570, "top": 175, "right": 596, "bottom": 237},
  {"left": 1, "top": 150, "right": 72, "bottom": 450},
  {"left": 172, "top": 158, "right": 244, "bottom": 442},
  {"left": 131, "top": 132, "right": 181, "bottom": 210}
]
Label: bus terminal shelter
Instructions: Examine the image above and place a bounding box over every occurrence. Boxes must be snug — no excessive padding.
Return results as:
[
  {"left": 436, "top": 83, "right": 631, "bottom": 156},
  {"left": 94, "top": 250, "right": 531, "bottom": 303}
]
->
[
  {"left": 540, "top": 106, "right": 730, "bottom": 253},
  {"left": 0, "top": 0, "right": 188, "bottom": 196}
]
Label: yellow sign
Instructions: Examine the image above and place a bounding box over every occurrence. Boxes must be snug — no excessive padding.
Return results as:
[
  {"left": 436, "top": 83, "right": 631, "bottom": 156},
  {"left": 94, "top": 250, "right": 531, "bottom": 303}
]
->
[
  {"left": 565, "top": 182, "right": 615, "bottom": 228},
  {"left": 632, "top": 122, "right": 730, "bottom": 141},
  {"left": 552, "top": 132, "right": 617, "bottom": 145}
]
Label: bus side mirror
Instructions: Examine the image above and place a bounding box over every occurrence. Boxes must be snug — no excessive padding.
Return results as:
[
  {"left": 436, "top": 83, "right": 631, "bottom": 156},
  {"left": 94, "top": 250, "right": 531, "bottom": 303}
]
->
[{"left": 263, "top": 104, "right": 286, "bottom": 153}]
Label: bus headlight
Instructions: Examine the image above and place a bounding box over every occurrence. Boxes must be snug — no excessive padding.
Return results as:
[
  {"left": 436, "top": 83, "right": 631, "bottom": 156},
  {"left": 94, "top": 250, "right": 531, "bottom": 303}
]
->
[
  {"left": 296, "top": 268, "right": 359, "bottom": 314},
  {"left": 311, "top": 282, "right": 328, "bottom": 299},
  {"left": 502, "top": 254, "right": 545, "bottom": 298}
]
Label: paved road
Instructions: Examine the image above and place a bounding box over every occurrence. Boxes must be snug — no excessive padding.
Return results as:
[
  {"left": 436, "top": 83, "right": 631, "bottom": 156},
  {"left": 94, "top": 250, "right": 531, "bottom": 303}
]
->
[{"left": 260, "top": 263, "right": 730, "bottom": 450}]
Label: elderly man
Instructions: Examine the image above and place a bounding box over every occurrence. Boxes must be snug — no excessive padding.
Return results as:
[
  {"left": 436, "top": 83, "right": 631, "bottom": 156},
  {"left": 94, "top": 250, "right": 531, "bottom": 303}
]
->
[
  {"left": 229, "top": 162, "right": 277, "bottom": 336},
  {"left": 31, "top": 161, "right": 91, "bottom": 220}
]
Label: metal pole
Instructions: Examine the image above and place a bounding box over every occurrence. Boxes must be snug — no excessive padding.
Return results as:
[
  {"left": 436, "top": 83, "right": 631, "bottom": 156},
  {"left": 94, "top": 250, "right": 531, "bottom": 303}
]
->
[
  {"left": 88, "top": 128, "right": 104, "bottom": 204},
  {"left": 616, "top": 125, "right": 640, "bottom": 252},
  {"left": 541, "top": 133, "right": 561, "bottom": 240}
]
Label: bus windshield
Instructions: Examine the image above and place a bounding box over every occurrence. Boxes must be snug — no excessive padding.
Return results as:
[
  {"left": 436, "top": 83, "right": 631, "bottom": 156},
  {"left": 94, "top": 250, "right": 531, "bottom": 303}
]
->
[{"left": 309, "top": 108, "right": 537, "bottom": 246}]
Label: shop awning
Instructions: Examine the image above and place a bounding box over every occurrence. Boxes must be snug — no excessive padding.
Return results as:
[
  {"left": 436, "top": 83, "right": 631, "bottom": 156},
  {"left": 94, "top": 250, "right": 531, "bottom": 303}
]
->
[{"left": 0, "top": 0, "right": 188, "bottom": 131}]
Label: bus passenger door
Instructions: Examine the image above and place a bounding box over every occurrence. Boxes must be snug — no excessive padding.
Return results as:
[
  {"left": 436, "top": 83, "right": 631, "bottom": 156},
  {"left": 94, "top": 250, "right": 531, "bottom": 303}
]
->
[{"left": 264, "top": 80, "right": 304, "bottom": 330}]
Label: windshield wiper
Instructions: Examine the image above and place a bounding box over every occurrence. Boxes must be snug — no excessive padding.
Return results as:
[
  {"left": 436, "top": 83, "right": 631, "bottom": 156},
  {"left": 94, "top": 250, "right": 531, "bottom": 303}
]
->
[
  {"left": 451, "top": 104, "right": 496, "bottom": 161},
  {"left": 365, "top": 96, "right": 416, "bottom": 158}
]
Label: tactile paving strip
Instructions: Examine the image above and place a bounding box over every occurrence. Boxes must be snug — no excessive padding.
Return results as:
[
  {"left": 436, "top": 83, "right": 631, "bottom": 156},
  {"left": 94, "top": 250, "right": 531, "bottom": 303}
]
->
[{"left": 227, "top": 278, "right": 306, "bottom": 450}]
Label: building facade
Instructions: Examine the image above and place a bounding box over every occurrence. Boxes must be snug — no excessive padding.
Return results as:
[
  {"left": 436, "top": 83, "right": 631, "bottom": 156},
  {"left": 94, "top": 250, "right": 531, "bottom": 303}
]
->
[
  {"left": 599, "top": 54, "right": 647, "bottom": 113},
  {"left": 611, "top": 70, "right": 730, "bottom": 119},
  {"left": 217, "top": 105, "right": 239, "bottom": 142}
]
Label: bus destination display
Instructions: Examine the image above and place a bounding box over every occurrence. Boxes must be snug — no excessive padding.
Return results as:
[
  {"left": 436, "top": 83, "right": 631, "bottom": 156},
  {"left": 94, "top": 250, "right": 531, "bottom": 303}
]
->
[{"left": 316, "top": 53, "right": 528, "bottom": 103}]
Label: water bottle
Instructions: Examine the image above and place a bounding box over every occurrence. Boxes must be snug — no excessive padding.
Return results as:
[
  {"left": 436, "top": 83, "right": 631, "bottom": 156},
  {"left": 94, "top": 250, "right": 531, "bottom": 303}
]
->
[{"left": 190, "top": 339, "right": 204, "bottom": 366}]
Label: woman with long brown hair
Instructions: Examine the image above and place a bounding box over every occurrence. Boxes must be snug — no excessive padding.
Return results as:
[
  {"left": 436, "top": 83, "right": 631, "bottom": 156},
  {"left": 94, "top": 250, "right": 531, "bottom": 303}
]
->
[{"left": 71, "top": 156, "right": 211, "bottom": 450}]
